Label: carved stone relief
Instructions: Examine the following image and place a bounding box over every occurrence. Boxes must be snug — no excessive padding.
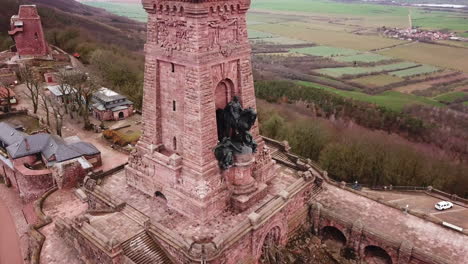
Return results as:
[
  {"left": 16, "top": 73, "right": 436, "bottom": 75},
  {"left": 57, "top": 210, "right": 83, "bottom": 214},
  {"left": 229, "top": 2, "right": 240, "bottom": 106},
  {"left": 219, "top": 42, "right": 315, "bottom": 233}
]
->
[
  {"left": 208, "top": 15, "right": 240, "bottom": 56},
  {"left": 156, "top": 19, "right": 194, "bottom": 56}
]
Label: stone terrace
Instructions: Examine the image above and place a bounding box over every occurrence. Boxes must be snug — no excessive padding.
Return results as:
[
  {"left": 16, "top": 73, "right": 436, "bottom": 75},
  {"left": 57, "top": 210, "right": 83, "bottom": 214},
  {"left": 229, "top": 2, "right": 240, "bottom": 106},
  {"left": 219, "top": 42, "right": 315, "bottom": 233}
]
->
[
  {"left": 100, "top": 164, "right": 299, "bottom": 239},
  {"left": 314, "top": 184, "right": 468, "bottom": 263},
  {"left": 40, "top": 189, "right": 87, "bottom": 264}
]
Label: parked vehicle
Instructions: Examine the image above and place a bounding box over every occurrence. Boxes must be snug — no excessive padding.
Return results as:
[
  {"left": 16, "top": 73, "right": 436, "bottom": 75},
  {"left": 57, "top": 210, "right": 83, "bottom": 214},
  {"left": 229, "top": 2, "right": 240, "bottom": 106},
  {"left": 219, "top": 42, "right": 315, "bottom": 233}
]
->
[{"left": 435, "top": 201, "right": 453, "bottom": 211}]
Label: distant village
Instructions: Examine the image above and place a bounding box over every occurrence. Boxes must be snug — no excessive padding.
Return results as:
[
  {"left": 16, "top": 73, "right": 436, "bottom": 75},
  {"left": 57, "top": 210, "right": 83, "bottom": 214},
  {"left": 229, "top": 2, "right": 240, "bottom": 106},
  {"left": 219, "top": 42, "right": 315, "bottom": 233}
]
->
[{"left": 380, "top": 26, "right": 467, "bottom": 42}]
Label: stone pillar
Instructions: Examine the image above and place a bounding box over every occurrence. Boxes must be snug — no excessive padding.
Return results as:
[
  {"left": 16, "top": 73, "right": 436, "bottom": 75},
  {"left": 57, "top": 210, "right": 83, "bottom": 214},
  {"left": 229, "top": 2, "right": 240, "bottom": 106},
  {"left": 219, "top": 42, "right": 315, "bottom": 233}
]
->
[
  {"left": 348, "top": 220, "right": 363, "bottom": 256},
  {"left": 229, "top": 151, "right": 256, "bottom": 195},
  {"left": 398, "top": 241, "right": 413, "bottom": 264},
  {"left": 229, "top": 148, "right": 268, "bottom": 212},
  {"left": 310, "top": 202, "right": 322, "bottom": 235}
]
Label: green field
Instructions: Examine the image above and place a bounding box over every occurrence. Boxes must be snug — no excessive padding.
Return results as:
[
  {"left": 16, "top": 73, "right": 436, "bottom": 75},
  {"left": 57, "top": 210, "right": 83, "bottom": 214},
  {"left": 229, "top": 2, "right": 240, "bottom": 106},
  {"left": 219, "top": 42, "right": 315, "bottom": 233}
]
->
[
  {"left": 351, "top": 74, "right": 404, "bottom": 87},
  {"left": 84, "top": 0, "right": 468, "bottom": 34},
  {"left": 248, "top": 29, "right": 275, "bottom": 39},
  {"left": 291, "top": 46, "right": 360, "bottom": 57},
  {"left": 316, "top": 62, "right": 419, "bottom": 78},
  {"left": 390, "top": 65, "right": 440, "bottom": 78},
  {"left": 84, "top": 2, "right": 147, "bottom": 22},
  {"left": 334, "top": 53, "right": 392, "bottom": 63},
  {"left": 297, "top": 81, "right": 443, "bottom": 111},
  {"left": 251, "top": 0, "right": 468, "bottom": 33},
  {"left": 379, "top": 42, "right": 468, "bottom": 73},
  {"left": 434, "top": 92, "right": 468, "bottom": 104}
]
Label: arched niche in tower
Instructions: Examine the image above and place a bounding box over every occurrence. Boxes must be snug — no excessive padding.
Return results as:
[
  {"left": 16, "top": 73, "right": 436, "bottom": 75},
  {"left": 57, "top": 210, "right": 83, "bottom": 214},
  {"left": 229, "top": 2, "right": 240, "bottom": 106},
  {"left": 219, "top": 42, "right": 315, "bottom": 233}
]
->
[
  {"left": 215, "top": 79, "right": 235, "bottom": 141},
  {"left": 215, "top": 79, "right": 234, "bottom": 110}
]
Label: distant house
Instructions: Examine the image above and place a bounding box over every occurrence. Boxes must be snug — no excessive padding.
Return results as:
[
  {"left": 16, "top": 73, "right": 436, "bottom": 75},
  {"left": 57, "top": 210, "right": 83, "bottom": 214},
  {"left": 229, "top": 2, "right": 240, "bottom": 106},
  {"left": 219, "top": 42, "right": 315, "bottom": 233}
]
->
[
  {"left": 0, "top": 122, "right": 101, "bottom": 202},
  {"left": 46, "top": 84, "right": 77, "bottom": 103},
  {"left": 0, "top": 86, "right": 17, "bottom": 112},
  {"left": 44, "top": 72, "right": 59, "bottom": 84},
  {"left": 92, "top": 87, "right": 134, "bottom": 121}
]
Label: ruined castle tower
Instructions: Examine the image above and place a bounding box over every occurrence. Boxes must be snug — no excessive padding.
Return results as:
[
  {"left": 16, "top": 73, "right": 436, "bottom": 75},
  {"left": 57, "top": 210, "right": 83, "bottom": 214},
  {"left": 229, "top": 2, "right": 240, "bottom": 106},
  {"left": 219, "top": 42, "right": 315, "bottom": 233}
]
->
[
  {"left": 8, "top": 5, "right": 49, "bottom": 57},
  {"left": 126, "top": 0, "right": 275, "bottom": 219}
]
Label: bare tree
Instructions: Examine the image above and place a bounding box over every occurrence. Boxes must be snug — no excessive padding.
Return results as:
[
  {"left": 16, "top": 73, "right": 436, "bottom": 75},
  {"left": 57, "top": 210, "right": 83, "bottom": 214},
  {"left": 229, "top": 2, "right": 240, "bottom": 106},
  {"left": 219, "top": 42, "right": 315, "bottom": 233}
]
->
[
  {"left": 67, "top": 70, "right": 100, "bottom": 130},
  {"left": 50, "top": 99, "right": 65, "bottom": 137},
  {"left": 56, "top": 70, "right": 74, "bottom": 119},
  {"left": 19, "top": 65, "right": 41, "bottom": 114},
  {"left": 39, "top": 91, "right": 51, "bottom": 127}
]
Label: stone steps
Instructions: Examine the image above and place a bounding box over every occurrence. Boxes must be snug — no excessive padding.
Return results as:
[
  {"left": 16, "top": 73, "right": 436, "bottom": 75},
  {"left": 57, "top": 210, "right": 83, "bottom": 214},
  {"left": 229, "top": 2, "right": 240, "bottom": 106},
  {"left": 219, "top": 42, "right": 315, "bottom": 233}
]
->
[
  {"left": 122, "top": 231, "right": 172, "bottom": 264},
  {"left": 121, "top": 206, "right": 149, "bottom": 226}
]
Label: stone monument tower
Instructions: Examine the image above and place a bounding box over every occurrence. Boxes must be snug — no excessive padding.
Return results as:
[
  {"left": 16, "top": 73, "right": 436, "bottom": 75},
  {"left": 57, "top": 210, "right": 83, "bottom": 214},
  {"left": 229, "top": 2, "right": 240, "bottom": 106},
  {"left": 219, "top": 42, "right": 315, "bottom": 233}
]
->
[
  {"left": 126, "top": 0, "right": 275, "bottom": 220},
  {"left": 9, "top": 5, "right": 49, "bottom": 57}
]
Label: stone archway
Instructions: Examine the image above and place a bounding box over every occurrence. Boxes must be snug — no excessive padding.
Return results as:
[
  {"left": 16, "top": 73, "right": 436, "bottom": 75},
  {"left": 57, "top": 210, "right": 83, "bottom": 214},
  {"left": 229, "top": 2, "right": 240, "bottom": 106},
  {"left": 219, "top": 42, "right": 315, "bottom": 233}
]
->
[
  {"left": 214, "top": 79, "right": 234, "bottom": 141},
  {"left": 321, "top": 226, "right": 347, "bottom": 253},
  {"left": 259, "top": 226, "right": 282, "bottom": 264},
  {"left": 155, "top": 191, "right": 167, "bottom": 201},
  {"left": 214, "top": 79, "right": 234, "bottom": 110},
  {"left": 364, "top": 245, "right": 393, "bottom": 264}
]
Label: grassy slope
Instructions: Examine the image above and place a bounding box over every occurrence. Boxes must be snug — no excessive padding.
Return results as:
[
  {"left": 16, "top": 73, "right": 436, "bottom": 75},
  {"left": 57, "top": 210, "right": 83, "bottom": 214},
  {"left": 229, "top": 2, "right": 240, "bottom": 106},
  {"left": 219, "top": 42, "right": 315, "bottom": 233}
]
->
[{"left": 297, "top": 81, "right": 443, "bottom": 111}]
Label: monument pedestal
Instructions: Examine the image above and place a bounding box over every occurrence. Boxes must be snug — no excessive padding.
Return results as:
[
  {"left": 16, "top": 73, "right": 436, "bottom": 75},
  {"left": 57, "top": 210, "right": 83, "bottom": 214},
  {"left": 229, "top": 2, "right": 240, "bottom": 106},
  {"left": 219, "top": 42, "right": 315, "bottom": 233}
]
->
[
  {"left": 231, "top": 183, "right": 268, "bottom": 213},
  {"left": 225, "top": 150, "right": 268, "bottom": 212}
]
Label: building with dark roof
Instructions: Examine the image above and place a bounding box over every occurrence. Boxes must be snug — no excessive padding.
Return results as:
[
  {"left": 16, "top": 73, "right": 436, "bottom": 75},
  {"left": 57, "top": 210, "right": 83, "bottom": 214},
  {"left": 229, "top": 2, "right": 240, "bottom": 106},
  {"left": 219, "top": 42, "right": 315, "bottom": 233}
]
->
[
  {"left": 0, "top": 86, "right": 17, "bottom": 112},
  {"left": 0, "top": 122, "right": 101, "bottom": 202},
  {"left": 92, "top": 87, "right": 134, "bottom": 121}
]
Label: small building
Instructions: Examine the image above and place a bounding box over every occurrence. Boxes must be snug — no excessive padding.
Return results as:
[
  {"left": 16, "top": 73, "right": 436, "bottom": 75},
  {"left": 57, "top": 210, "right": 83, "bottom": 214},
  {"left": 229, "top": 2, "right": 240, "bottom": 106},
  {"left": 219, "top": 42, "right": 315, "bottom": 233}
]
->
[
  {"left": 46, "top": 84, "right": 77, "bottom": 103},
  {"left": 92, "top": 87, "right": 134, "bottom": 121},
  {"left": 0, "top": 122, "right": 101, "bottom": 201},
  {"left": 0, "top": 86, "right": 17, "bottom": 112},
  {"left": 8, "top": 5, "right": 49, "bottom": 57},
  {"left": 44, "top": 72, "right": 59, "bottom": 84}
]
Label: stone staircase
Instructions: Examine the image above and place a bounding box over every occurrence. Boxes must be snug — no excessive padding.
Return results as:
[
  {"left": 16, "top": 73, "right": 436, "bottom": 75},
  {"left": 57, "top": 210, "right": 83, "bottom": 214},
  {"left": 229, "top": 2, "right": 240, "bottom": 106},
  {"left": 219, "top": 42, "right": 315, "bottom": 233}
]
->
[{"left": 122, "top": 231, "right": 173, "bottom": 264}]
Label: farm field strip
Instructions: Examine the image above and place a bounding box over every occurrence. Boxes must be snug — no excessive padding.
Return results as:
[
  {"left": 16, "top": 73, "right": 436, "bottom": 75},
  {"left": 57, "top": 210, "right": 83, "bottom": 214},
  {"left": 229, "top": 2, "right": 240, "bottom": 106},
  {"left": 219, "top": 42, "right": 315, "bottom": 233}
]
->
[
  {"left": 351, "top": 74, "right": 404, "bottom": 87},
  {"left": 251, "top": 0, "right": 468, "bottom": 33},
  {"left": 297, "top": 81, "right": 443, "bottom": 111},
  {"left": 434, "top": 92, "right": 468, "bottom": 103},
  {"left": 248, "top": 29, "right": 276, "bottom": 39},
  {"left": 389, "top": 65, "right": 440, "bottom": 78},
  {"left": 249, "top": 22, "right": 406, "bottom": 51},
  {"left": 378, "top": 42, "right": 468, "bottom": 73},
  {"left": 334, "top": 53, "right": 393, "bottom": 63},
  {"left": 316, "top": 62, "right": 419, "bottom": 78},
  {"left": 395, "top": 75, "right": 468, "bottom": 94},
  {"left": 291, "top": 46, "right": 360, "bottom": 57}
]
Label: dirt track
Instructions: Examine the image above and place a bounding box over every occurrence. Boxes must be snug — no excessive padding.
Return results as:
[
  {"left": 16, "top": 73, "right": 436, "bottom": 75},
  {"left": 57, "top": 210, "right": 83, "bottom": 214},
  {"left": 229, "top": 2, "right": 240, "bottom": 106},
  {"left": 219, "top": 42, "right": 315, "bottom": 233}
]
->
[{"left": 0, "top": 198, "right": 23, "bottom": 264}]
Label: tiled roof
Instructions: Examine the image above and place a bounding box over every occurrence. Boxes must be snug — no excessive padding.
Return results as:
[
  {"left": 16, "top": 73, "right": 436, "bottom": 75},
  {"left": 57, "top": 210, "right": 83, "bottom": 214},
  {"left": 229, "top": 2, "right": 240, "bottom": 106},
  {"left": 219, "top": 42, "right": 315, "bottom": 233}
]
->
[
  {"left": 0, "top": 122, "right": 25, "bottom": 146},
  {"left": 0, "top": 87, "right": 16, "bottom": 98},
  {"left": 0, "top": 122, "right": 100, "bottom": 162}
]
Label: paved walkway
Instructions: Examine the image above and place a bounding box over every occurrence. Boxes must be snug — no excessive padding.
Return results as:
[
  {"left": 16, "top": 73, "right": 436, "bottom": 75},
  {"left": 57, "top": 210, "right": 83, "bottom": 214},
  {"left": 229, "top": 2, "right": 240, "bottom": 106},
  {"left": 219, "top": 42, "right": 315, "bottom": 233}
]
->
[
  {"left": 0, "top": 198, "right": 23, "bottom": 264},
  {"left": 0, "top": 185, "right": 28, "bottom": 264},
  {"left": 363, "top": 189, "right": 468, "bottom": 229},
  {"left": 315, "top": 184, "right": 468, "bottom": 263}
]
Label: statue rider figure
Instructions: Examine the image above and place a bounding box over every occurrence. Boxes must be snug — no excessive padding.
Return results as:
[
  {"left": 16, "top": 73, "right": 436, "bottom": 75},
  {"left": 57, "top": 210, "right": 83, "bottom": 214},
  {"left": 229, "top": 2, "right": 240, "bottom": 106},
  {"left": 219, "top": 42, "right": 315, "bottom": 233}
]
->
[
  {"left": 214, "top": 137, "right": 242, "bottom": 170},
  {"left": 225, "top": 96, "right": 243, "bottom": 138}
]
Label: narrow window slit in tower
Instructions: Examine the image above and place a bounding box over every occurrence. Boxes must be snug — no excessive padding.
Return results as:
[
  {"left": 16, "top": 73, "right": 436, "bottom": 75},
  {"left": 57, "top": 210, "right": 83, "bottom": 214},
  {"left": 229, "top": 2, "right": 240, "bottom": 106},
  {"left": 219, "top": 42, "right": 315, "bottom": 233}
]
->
[
  {"left": 171, "top": 63, "right": 175, "bottom": 73},
  {"left": 173, "top": 100, "right": 176, "bottom": 111}
]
